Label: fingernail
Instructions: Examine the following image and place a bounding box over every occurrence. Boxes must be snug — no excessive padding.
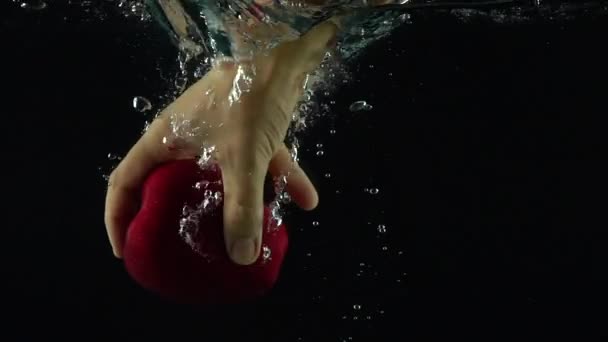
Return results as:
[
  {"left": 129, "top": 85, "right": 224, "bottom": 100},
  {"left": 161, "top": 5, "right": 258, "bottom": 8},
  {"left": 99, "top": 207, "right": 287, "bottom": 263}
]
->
[{"left": 230, "top": 238, "right": 258, "bottom": 265}]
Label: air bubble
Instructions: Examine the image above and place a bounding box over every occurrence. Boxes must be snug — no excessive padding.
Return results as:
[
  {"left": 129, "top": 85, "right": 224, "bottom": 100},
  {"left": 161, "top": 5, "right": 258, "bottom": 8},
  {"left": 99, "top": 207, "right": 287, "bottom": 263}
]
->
[
  {"left": 270, "top": 203, "right": 283, "bottom": 227},
  {"left": 278, "top": 191, "right": 291, "bottom": 204},
  {"left": 329, "top": 129, "right": 336, "bottom": 134},
  {"left": 312, "top": 221, "right": 319, "bottom": 227},
  {"left": 377, "top": 224, "right": 387, "bottom": 233},
  {"left": 353, "top": 304, "right": 361, "bottom": 310},
  {"left": 194, "top": 181, "right": 209, "bottom": 190},
  {"left": 349, "top": 100, "right": 373, "bottom": 112},
  {"left": 20, "top": 1, "right": 47, "bottom": 10},
  {"left": 324, "top": 173, "right": 331, "bottom": 178},
  {"left": 316, "top": 151, "right": 324, "bottom": 156},
  {"left": 290, "top": 144, "right": 299, "bottom": 163},
  {"left": 398, "top": 13, "right": 412, "bottom": 23},
  {"left": 197, "top": 144, "right": 216, "bottom": 168},
  {"left": 107, "top": 153, "right": 121, "bottom": 161},
  {"left": 130, "top": 2, "right": 148, "bottom": 20},
  {"left": 262, "top": 245, "right": 272, "bottom": 262},
  {"left": 132, "top": 96, "right": 152, "bottom": 112},
  {"left": 142, "top": 121, "right": 151, "bottom": 133}
]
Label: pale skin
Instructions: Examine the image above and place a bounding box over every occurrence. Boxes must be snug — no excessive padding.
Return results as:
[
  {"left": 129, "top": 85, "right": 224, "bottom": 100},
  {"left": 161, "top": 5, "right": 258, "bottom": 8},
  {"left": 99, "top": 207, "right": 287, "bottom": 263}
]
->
[{"left": 104, "top": 21, "right": 337, "bottom": 265}]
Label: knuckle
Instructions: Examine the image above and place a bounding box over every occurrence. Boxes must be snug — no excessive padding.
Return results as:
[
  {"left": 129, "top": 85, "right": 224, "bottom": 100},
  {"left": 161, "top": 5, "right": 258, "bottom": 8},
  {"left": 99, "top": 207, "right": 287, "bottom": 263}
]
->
[
  {"left": 227, "top": 204, "right": 264, "bottom": 236},
  {"left": 258, "top": 129, "right": 280, "bottom": 161}
]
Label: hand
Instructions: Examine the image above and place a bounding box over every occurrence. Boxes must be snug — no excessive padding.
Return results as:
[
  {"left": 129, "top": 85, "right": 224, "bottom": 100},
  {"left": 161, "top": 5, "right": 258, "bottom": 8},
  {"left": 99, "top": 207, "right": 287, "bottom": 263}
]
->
[{"left": 105, "top": 21, "right": 337, "bottom": 265}]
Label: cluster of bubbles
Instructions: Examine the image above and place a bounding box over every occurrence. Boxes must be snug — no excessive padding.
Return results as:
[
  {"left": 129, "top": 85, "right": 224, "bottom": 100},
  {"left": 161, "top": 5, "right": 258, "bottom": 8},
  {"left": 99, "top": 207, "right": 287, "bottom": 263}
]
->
[
  {"left": 178, "top": 182, "right": 224, "bottom": 260},
  {"left": 339, "top": 303, "right": 386, "bottom": 322},
  {"left": 363, "top": 187, "right": 380, "bottom": 195},
  {"left": 117, "top": 0, "right": 151, "bottom": 21}
]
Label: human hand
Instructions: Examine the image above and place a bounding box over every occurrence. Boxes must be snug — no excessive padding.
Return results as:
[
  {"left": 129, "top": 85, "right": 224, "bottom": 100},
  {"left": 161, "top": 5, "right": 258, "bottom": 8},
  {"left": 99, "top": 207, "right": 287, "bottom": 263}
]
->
[{"left": 105, "top": 21, "right": 337, "bottom": 265}]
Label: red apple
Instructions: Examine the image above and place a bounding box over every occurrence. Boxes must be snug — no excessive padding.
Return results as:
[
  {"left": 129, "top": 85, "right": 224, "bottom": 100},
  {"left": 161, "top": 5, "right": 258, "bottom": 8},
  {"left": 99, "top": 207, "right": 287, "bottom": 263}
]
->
[{"left": 123, "top": 159, "right": 288, "bottom": 305}]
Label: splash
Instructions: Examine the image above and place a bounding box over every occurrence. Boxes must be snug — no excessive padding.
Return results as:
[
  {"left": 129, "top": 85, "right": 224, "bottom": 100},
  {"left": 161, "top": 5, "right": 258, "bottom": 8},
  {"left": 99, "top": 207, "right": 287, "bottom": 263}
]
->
[{"left": 178, "top": 180, "right": 224, "bottom": 260}]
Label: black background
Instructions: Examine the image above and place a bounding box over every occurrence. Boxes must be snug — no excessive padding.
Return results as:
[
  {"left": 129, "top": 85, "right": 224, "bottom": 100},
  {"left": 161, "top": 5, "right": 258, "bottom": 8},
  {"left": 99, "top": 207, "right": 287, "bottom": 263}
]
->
[{"left": 3, "top": 1, "right": 608, "bottom": 339}]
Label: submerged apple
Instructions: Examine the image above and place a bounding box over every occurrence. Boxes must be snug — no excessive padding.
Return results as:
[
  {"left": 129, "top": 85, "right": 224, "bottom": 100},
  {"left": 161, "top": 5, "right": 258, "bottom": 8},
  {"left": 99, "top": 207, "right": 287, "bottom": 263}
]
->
[{"left": 123, "top": 159, "right": 288, "bottom": 305}]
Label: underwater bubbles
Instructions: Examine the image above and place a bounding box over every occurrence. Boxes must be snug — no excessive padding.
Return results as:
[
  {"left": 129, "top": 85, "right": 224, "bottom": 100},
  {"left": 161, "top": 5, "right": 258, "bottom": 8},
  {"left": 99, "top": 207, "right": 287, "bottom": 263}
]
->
[
  {"left": 349, "top": 100, "right": 373, "bottom": 112},
  {"left": 132, "top": 96, "right": 152, "bottom": 112},
  {"left": 19, "top": 1, "right": 47, "bottom": 11}
]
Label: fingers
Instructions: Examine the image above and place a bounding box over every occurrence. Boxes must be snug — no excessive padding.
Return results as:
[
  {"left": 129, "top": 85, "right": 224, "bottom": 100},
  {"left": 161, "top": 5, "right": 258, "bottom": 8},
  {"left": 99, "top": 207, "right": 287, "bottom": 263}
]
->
[
  {"left": 219, "top": 143, "right": 318, "bottom": 266},
  {"left": 276, "top": 20, "right": 338, "bottom": 78},
  {"left": 105, "top": 134, "right": 162, "bottom": 258},
  {"left": 104, "top": 117, "right": 196, "bottom": 258},
  {"left": 219, "top": 144, "right": 269, "bottom": 265},
  {"left": 263, "top": 21, "right": 337, "bottom": 109},
  {"left": 269, "top": 145, "right": 319, "bottom": 211},
  {"left": 105, "top": 175, "right": 140, "bottom": 259}
]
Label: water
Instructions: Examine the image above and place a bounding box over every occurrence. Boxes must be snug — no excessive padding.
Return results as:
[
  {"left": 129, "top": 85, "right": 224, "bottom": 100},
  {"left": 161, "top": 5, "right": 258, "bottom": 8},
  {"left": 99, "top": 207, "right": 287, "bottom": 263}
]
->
[
  {"left": 104, "top": 1, "right": 557, "bottom": 324},
  {"left": 154, "top": 0, "right": 604, "bottom": 65},
  {"left": 3, "top": 0, "right": 607, "bottom": 339},
  {"left": 144, "top": 0, "right": 421, "bottom": 66},
  {"left": 43, "top": 0, "right": 606, "bottom": 337}
]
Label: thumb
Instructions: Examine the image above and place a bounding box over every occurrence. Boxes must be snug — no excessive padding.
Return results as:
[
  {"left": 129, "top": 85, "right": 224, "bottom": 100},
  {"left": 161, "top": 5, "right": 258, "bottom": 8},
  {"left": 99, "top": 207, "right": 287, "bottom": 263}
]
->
[{"left": 220, "top": 153, "right": 268, "bottom": 265}]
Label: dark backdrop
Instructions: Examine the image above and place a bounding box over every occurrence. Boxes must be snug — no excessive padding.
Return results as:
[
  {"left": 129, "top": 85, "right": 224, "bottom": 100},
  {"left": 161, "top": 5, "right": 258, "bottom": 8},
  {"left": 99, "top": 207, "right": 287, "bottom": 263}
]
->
[{"left": 3, "top": 1, "right": 607, "bottom": 340}]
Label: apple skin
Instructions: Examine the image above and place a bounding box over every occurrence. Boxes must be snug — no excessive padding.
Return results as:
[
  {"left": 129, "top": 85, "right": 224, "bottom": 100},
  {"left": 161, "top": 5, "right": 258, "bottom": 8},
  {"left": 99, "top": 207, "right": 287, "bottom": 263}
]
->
[{"left": 123, "top": 159, "right": 288, "bottom": 305}]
